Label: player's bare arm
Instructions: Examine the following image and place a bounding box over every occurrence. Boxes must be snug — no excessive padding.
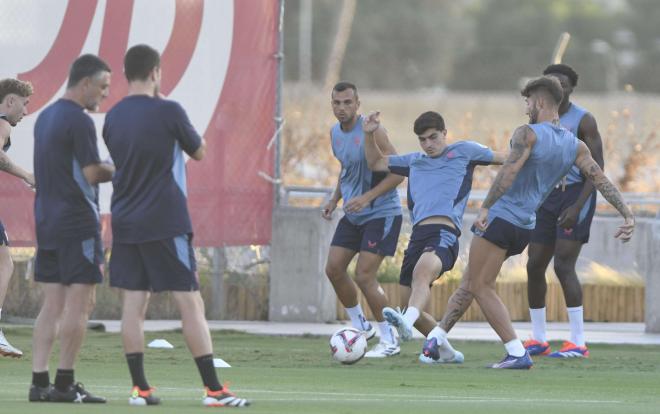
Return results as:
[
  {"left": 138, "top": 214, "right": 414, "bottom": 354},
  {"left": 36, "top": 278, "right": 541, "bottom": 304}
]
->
[
  {"left": 574, "top": 141, "right": 634, "bottom": 242},
  {"left": 344, "top": 122, "right": 403, "bottom": 213},
  {"left": 476, "top": 126, "right": 535, "bottom": 229},
  {"left": 558, "top": 113, "right": 604, "bottom": 228},
  {"left": 362, "top": 112, "right": 389, "bottom": 172},
  {"left": 190, "top": 138, "right": 207, "bottom": 161},
  {"left": 490, "top": 151, "right": 508, "bottom": 165},
  {"left": 82, "top": 162, "right": 115, "bottom": 185},
  {"left": 322, "top": 173, "right": 342, "bottom": 220},
  {"left": 0, "top": 123, "right": 35, "bottom": 187}
]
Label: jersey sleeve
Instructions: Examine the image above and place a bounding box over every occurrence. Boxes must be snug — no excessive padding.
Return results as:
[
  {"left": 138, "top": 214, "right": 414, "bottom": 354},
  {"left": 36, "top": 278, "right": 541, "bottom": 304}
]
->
[
  {"left": 167, "top": 101, "right": 203, "bottom": 156},
  {"left": 387, "top": 152, "right": 420, "bottom": 177},
  {"left": 462, "top": 141, "right": 493, "bottom": 165},
  {"left": 72, "top": 114, "right": 101, "bottom": 167}
]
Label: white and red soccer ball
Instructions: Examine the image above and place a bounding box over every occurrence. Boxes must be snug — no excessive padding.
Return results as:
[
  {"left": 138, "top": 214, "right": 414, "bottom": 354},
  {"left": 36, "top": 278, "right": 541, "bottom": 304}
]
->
[{"left": 329, "top": 327, "right": 367, "bottom": 364}]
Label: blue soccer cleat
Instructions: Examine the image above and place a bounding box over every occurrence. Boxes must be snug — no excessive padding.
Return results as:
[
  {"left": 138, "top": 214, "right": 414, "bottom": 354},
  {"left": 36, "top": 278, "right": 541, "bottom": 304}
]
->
[
  {"left": 490, "top": 352, "right": 533, "bottom": 369},
  {"left": 419, "top": 337, "right": 464, "bottom": 364},
  {"left": 548, "top": 341, "right": 589, "bottom": 358},
  {"left": 523, "top": 339, "right": 551, "bottom": 356}
]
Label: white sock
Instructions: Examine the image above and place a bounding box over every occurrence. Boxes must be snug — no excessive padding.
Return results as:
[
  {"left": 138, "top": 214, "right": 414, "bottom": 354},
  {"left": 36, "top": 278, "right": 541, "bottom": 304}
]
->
[
  {"left": 428, "top": 326, "right": 457, "bottom": 359},
  {"left": 346, "top": 304, "right": 367, "bottom": 330},
  {"left": 529, "top": 307, "right": 547, "bottom": 342},
  {"left": 567, "top": 306, "right": 585, "bottom": 346},
  {"left": 0, "top": 308, "right": 2, "bottom": 320},
  {"left": 403, "top": 307, "right": 420, "bottom": 327},
  {"left": 504, "top": 339, "right": 526, "bottom": 357},
  {"left": 378, "top": 321, "right": 395, "bottom": 344}
]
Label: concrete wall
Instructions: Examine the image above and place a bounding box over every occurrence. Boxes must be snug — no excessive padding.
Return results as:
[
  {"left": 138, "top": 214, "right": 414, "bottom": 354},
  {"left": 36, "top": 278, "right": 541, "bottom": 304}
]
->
[
  {"left": 269, "top": 206, "right": 338, "bottom": 322},
  {"left": 269, "top": 207, "right": 660, "bottom": 331}
]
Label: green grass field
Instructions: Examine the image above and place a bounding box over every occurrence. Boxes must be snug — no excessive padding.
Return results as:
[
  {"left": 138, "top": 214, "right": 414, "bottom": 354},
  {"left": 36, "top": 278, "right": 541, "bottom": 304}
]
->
[{"left": 1, "top": 327, "right": 659, "bottom": 413}]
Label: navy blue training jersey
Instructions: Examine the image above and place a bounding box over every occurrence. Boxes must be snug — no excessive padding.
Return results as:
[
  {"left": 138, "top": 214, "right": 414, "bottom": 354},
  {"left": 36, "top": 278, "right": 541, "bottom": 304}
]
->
[
  {"left": 103, "top": 95, "right": 202, "bottom": 243},
  {"left": 34, "top": 99, "right": 101, "bottom": 248}
]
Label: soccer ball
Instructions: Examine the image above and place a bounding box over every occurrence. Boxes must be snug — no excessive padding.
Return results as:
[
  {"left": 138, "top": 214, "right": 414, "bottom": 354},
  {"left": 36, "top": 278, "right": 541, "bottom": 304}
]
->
[{"left": 329, "top": 327, "right": 367, "bottom": 364}]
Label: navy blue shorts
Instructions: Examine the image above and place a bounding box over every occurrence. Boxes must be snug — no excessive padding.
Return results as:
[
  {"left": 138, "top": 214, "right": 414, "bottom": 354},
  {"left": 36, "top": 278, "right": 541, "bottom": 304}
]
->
[
  {"left": 331, "top": 215, "right": 402, "bottom": 257},
  {"left": 399, "top": 224, "right": 460, "bottom": 287},
  {"left": 35, "top": 234, "right": 103, "bottom": 285},
  {"left": 472, "top": 217, "right": 530, "bottom": 257},
  {"left": 0, "top": 220, "right": 8, "bottom": 246},
  {"left": 109, "top": 234, "right": 198, "bottom": 292},
  {"left": 531, "top": 183, "right": 596, "bottom": 245}
]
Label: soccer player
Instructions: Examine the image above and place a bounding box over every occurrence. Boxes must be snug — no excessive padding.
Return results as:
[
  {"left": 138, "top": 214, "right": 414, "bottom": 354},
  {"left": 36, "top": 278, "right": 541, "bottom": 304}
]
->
[
  {"left": 30, "top": 55, "right": 114, "bottom": 402},
  {"left": 525, "top": 64, "right": 604, "bottom": 358},
  {"left": 103, "top": 44, "right": 248, "bottom": 407},
  {"left": 361, "top": 111, "right": 505, "bottom": 363},
  {"left": 427, "top": 76, "right": 634, "bottom": 369},
  {"left": 323, "top": 82, "right": 404, "bottom": 358},
  {"left": 0, "top": 78, "right": 35, "bottom": 358}
]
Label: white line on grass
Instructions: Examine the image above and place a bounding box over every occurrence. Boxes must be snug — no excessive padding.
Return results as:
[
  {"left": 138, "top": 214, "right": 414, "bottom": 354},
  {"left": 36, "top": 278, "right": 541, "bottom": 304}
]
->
[{"left": 1, "top": 383, "right": 623, "bottom": 405}]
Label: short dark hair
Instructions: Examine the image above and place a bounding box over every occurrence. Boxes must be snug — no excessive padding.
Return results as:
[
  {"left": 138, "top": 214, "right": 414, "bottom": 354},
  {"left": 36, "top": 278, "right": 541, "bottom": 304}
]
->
[
  {"left": 543, "top": 64, "right": 578, "bottom": 87},
  {"left": 124, "top": 44, "right": 161, "bottom": 82},
  {"left": 332, "top": 81, "right": 358, "bottom": 98},
  {"left": 521, "top": 76, "right": 564, "bottom": 105},
  {"left": 414, "top": 111, "right": 445, "bottom": 135},
  {"left": 67, "top": 54, "right": 111, "bottom": 88}
]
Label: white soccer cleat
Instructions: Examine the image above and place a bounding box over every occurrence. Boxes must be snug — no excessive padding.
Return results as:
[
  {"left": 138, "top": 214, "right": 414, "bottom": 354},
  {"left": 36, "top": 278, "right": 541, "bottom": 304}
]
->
[
  {"left": 0, "top": 329, "right": 23, "bottom": 358},
  {"left": 362, "top": 322, "right": 377, "bottom": 341},
  {"left": 364, "top": 341, "right": 400, "bottom": 358},
  {"left": 382, "top": 307, "right": 413, "bottom": 341}
]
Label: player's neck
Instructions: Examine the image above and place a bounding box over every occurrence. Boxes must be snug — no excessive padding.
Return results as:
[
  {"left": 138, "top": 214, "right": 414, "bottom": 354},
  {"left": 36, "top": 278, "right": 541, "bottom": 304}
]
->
[
  {"left": 62, "top": 89, "right": 86, "bottom": 108},
  {"left": 127, "top": 81, "right": 157, "bottom": 97},
  {"left": 558, "top": 99, "right": 571, "bottom": 116},
  {"left": 340, "top": 115, "right": 359, "bottom": 132}
]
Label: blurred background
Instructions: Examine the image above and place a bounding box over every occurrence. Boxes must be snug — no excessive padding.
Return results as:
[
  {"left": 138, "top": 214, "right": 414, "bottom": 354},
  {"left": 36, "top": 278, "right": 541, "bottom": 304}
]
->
[{"left": 280, "top": 0, "right": 660, "bottom": 201}]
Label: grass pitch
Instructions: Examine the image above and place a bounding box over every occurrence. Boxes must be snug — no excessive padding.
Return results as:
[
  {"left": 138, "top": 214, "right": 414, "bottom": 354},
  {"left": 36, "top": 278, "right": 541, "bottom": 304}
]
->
[{"left": 1, "top": 327, "right": 659, "bottom": 413}]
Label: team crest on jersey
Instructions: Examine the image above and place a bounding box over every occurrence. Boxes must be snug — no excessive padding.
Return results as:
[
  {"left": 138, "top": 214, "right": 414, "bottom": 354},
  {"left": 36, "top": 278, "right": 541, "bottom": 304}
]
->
[
  {"left": 446, "top": 151, "right": 456, "bottom": 159},
  {"left": 353, "top": 135, "right": 361, "bottom": 146}
]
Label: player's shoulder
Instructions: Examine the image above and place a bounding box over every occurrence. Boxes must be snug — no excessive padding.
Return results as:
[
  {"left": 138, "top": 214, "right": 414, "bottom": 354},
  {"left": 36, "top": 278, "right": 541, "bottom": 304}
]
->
[
  {"left": 450, "top": 140, "right": 489, "bottom": 153},
  {"left": 0, "top": 118, "right": 11, "bottom": 138}
]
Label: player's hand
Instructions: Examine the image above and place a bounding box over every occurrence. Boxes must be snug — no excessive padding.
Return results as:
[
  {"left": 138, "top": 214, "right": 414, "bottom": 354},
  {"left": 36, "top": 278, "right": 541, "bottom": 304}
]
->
[
  {"left": 557, "top": 204, "right": 580, "bottom": 229},
  {"left": 614, "top": 216, "right": 635, "bottom": 243},
  {"left": 474, "top": 207, "right": 489, "bottom": 231},
  {"left": 343, "top": 194, "right": 370, "bottom": 214},
  {"left": 321, "top": 199, "right": 338, "bottom": 220},
  {"left": 362, "top": 111, "right": 380, "bottom": 134},
  {"left": 23, "top": 173, "right": 36, "bottom": 190}
]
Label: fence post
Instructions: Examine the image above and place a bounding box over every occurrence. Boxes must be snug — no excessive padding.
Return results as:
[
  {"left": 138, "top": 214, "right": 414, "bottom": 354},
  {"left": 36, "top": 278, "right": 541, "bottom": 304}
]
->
[{"left": 210, "top": 247, "right": 226, "bottom": 320}]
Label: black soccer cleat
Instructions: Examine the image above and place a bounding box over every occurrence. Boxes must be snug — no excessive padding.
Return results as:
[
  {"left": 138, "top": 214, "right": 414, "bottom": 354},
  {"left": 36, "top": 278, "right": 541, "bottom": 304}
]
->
[{"left": 49, "top": 382, "right": 107, "bottom": 403}]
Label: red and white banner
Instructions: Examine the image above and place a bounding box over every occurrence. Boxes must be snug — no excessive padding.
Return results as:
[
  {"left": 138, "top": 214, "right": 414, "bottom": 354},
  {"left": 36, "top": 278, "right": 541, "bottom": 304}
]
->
[{"left": 0, "top": 0, "right": 278, "bottom": 247}]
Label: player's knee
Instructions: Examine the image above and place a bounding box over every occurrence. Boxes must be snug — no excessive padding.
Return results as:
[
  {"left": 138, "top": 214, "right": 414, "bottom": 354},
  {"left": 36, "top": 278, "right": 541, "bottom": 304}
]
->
[
  {"left": 526, "top": 259, "right": 546, "bottom": 280},
  {"left": 553, "top": 259, "right": 576, "bottom": 280},
  {"left": 325, "top": 262, "right": 343, "bottom": 281}
]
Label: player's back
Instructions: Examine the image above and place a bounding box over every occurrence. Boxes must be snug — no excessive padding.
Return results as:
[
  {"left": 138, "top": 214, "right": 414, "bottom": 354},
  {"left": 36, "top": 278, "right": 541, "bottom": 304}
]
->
[
  {"left": 103, "top": 95, "right": 202, "bottom": 243},
  {"left": 490, "top": 122, "right": 578, "bottom": 229}
]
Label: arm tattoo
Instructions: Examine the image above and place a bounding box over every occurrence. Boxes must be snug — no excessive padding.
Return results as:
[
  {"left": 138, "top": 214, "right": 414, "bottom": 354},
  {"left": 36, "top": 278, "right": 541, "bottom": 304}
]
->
[
  {"left": 439, "top": 287, "right": 474, "bottom": 332},
  {"left": 482, "top": 127, "right": 531, "bottom": 209},
  {"left": 581, "top": 159, "right": 632, "bottom": 218}
]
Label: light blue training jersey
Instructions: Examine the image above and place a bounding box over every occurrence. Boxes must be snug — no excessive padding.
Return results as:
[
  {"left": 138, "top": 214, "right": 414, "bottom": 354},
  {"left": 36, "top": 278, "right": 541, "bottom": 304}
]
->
[
  {"left": 330, "top": 116, "right": 401, "bottom": 225},
  {"left": 489, "top": 122, "right": 579, "bottom": 229},
  {"left": 560, "top": 103, "right": 588, "bottom": 185},
  {"left": 388, "top": 141, "right": 493, "bottom": 230}
]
